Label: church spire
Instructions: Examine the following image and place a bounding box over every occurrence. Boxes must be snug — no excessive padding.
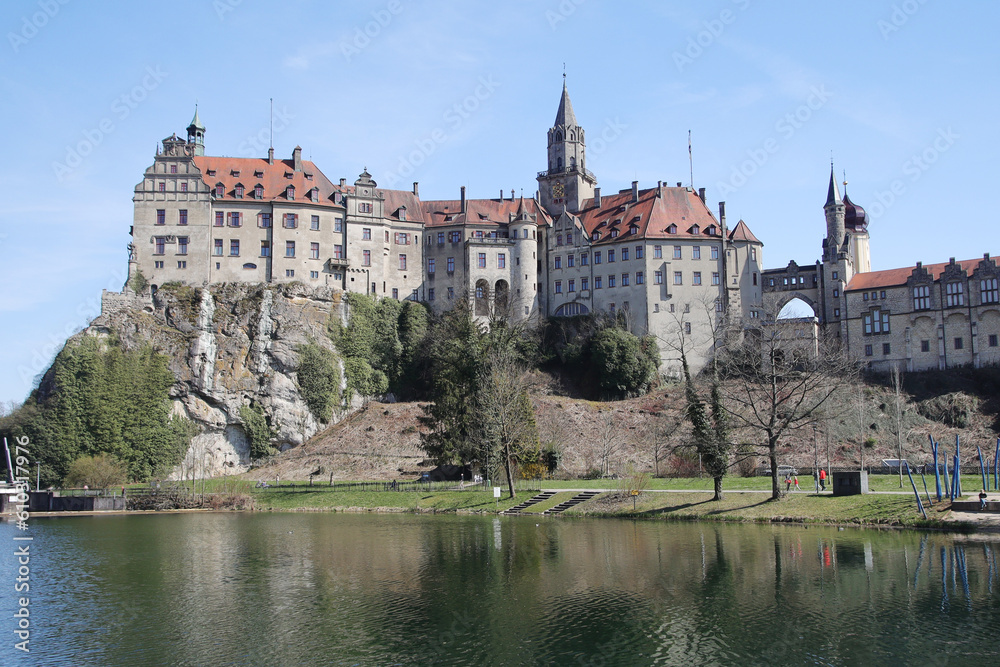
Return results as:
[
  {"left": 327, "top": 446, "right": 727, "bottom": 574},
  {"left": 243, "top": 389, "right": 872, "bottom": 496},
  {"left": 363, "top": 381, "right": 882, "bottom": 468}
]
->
[
  {"left": 824, "top": 164, "right": 841, "bottom": 208},
  {"left": 554, "top": 79, "right": 578, "bottom": 128},
  {"left": 186, "top": 104, "right": 205, "bottom": 156}
]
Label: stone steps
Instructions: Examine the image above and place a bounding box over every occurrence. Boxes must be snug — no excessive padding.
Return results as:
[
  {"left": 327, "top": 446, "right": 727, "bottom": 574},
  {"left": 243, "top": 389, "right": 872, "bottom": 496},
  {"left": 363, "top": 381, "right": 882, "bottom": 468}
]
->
[
  {"left": 503, "top": 491, "right": 556, "bottom": 515},
  {"left": 543, "top": 491, "right": 600, "bottom": 515}
]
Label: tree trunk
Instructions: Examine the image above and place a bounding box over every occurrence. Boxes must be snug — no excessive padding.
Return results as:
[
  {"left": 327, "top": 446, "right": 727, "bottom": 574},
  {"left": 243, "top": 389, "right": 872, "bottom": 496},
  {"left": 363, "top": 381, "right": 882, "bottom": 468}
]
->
[
  {"left": 713, "top": 475, "right": 724, "bottom": 501},
  {"left": 769, "top": 445, "right": 781, "bottom": 500},
  {"left": 503, "top": 449, "right": 516, "bottom": 500}
]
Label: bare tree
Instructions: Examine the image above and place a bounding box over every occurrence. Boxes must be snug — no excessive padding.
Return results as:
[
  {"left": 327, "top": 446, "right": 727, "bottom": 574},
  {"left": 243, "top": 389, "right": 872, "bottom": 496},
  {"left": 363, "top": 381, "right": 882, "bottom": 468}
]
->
[
  {"left": 595, "top": 409, "right": 626, "bottom": 477},
  {"left": 890, "top": 365, "right": 906, "bottom": 488},
  {"left": 644, "top": 414, "right": 680, "bottom": 477},
  {"left": 717, "top": 314, "right": 858, "bottom": 500}
]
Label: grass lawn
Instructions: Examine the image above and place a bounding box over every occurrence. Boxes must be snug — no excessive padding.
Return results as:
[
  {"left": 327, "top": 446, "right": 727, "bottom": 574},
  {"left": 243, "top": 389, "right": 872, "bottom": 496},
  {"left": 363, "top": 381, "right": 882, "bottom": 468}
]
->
[
  {"left": 253, "top": 488, "right": 524, "bottom": 513},
  {"left": 538, "top": 474, "right": 932, "bottom": 493},
  {"left": 564, "top": 490, "right": 953, "bottom": 528}
]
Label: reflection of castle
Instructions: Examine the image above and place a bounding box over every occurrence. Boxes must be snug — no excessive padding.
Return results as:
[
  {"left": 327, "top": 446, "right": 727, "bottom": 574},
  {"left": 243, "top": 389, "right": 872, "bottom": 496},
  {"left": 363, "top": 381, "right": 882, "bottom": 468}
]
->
[
  {"left": 126, "top": 85, "right": 998, "bottom": 375},
  {"left": 763, "top": 171, "right": 1000, "bottom": 371}
]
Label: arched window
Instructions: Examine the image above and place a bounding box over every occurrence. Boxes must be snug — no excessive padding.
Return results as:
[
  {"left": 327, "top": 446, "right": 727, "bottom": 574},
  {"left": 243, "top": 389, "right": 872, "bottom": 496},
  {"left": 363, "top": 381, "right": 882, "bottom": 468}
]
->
[
  {"left": 475, "top": 279, "right": 490, "bottom": 316},
  {"left": 495, "top": 280, "right": 509, "bottom": 312},
  {"left": 555, "top": 130, "right": 563, "bottom": 142},
  {"left": 557, "top": 157, "right": 563, "bottom": 170}
]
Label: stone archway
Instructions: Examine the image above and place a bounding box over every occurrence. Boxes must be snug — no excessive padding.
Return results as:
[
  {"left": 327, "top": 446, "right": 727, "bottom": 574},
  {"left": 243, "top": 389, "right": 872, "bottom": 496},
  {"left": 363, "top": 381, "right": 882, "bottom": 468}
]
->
[{"left": 475, "top": 279, "right": 490, "bottom": 316}]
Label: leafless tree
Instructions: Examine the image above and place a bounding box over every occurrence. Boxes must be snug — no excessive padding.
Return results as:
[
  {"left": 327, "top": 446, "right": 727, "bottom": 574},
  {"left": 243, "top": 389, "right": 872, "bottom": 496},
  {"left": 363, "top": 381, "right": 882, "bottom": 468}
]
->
[
  {"left": 716, "top": 313, "right": 859, "bottom": 500},
  {"left": 890, "top": 365, "right": 907, "bottom": 488},
  {"left": 595, "top": 409, "right": 627, "bottom": 477}
]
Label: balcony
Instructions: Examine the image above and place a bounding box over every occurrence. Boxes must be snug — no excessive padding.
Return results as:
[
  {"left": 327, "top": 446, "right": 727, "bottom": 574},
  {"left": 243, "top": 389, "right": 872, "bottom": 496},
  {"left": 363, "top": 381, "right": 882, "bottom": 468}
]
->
[
  {"left": 326, "top": 257, "right": 350, "bottom": 270},
  {"left": 466, "top": 237, "right": 514, "bottom": 246}
]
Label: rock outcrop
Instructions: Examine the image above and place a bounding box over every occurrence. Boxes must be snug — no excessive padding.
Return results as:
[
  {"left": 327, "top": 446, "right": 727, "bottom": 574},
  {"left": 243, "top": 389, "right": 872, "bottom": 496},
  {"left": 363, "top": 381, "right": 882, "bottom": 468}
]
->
[{"left": 86, "top": 283, "right": 345, "bottom": 477}]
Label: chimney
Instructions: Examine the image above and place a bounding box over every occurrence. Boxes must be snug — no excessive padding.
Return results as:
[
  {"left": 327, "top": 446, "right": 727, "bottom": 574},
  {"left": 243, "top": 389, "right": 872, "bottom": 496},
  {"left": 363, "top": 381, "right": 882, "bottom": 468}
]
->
[
  {"left": 460, "top": 186, "right": 467, "bottom": 214},
  {"left": 500, "top": 188, "right": 504, "bottom": 200},
  {"left": 267, "top": 147, "right": 274, "bottom": 165},
  {"left": 631, "top": 180, "right": 639, "bottom": 202},
  {"left": 698, "top": 187, "right": 706, "bottom": 203},
  {"left": 676, "top": 182, "right": 682, "bottom": 187},
  {"left": 340, "top": 178, "right": 346, "bottom": 187},
  {"left": 718, "top": 201, "right": 727, "bottom": 229},
  {"left": 511, "top": 189, "right": 515, "bottom": 200},
  {"left": 413, "top": 182, "right": 419, "bottom": 197},
  {"left": 292, "top": 145, "right": 302, "bottom": 171},
  {"left": 594, "top": 187, "right": 601, "bottom": 208}
]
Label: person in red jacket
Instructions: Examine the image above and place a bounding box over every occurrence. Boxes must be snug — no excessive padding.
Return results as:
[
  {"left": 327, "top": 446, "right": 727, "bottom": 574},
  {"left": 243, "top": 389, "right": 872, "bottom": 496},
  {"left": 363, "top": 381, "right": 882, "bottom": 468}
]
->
[{"left": 819, "top": 468, "right": 827, "bottom": 492}]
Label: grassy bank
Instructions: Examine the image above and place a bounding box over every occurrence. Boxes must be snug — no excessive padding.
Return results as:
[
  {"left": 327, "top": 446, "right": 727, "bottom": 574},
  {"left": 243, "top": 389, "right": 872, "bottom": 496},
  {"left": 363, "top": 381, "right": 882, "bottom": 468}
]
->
[
  {"left": 540, "top": 475, "right": 932, "bottom": 493},
  {"left": 241, "top": 483, "right": 967, "bottom": 530}
]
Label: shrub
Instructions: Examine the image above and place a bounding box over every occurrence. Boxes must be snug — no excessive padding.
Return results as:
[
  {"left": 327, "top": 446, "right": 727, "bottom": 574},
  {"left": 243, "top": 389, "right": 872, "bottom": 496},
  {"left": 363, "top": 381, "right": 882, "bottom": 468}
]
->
[
  {"left": 239, "top": 404, "right": 276, "bottom": 460},
  {"left": 590, "top": 328, "right": 658, "bottom": 399},
  {"left": 64, "top": 453, "right": 128, "bottom": 489},
  {"left": 296, "top": 343, "right": 341, "bottom": 422}
]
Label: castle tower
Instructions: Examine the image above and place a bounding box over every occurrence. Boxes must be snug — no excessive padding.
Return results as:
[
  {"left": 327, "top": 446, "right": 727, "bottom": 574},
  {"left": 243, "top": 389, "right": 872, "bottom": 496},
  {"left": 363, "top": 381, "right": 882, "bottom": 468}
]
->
[
  {"left": 843, "top": 182, "right": 871, "bottom": 274},
  {"left": 509, "top": 196, "right": 540, "bottom": 322},
  {"left": 537, "top": 79, "right": 596, "bottom": 214},
  {"left": 186, "top": 105, "right": 205, "bottom": 156},
  {"left": 823, "top": 166, "right": 845, "bottom": 262}
]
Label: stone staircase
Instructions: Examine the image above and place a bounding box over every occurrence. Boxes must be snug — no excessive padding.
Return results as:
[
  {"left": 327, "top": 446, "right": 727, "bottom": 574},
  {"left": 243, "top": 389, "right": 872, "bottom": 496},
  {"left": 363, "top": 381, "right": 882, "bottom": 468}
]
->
[
  {"left": 543, "top": 491, "right": 600, "bottom": 515},
  {"left": 503, "top": 491, "right": 557, "bottom": 515}
]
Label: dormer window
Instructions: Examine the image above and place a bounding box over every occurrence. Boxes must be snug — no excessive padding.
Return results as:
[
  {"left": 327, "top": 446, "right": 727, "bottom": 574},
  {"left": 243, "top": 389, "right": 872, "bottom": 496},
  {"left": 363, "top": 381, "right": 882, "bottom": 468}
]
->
[
  {"left": 214, "top": 183, "right": 224, "bottom": 197},
  {"left": 667, "top": 224, "right": 677, "bottom": 234},
  {"left": 597, "top": 220, "right": 607, "bottom": 228},
  {"left": 610, "top": 229, "right": 619, "bottom": 238},
  {"left": 230, "top": 169, "right": 240, "bottom": 177},
  {"left": 592, "top": 231, "right": 600, "bottom": 241},
  {"left": 618, "top": 205, "right": 627, "bottom": 213},
  {"left": 254, "top": 170, "right": 264, "bottom": 178},
  {"left": 691, "top": 224, "right": 700, "bottom": 235},
  {"left": 629, "top": 226, "right": 638, "bottom": 235},
  {"left": 234, "top": 183, "right": 244, "bottom": 199},
  {"left": 254, "top": 184, "right": 263, "bottom": 199},
  {"left": 207, "top": 169, "right": 217, "bottom": 177},
  {"left": 706, "top": 225, "right": 716, "bottom": 236},
  {"left": 305, "top": 173, "right": 313, "bottom": 180},
  {"left": 284, "top": 172, "right": 293, "bottom": 179},
  {"left": 310, "top": 188, "right": 319, "bottom": 202},
  {"left": 286, "top": 186, "right": 295, "bottom": 200}
]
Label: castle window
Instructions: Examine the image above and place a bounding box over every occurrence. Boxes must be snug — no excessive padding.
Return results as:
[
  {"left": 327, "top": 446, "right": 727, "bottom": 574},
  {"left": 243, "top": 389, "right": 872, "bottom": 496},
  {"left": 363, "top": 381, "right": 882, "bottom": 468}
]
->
[
  {"left": 235, "top": 184, "right": 244, "bottom": 198},
  {"left": 392, "top": 288, "right": 399, "bottom": 300},
  {"left": 436, "top": 232, "right": 444, "bottom": 245},
  {"left": 311, "top": 189, "right": 319, "bottom": 203},
  {"left": 654, "top": 245, "right": 662, "bottom": 259},
  {"left": 595, "top": 276, "right": 602, "bottom": 289},
  {"left": 693, "top": 272, "right": 702, "bottom": 286},
  {"left": 312, "top": 215, "right": 321, "bottom": 231},
  {"left": 989, "top": 334, "right": 998, "bottom": 347},
  {"left": 833, "top": 289, "right": 839, "bottom": 298},
  {"left": 674, "top": 271, "right": 683, "bottom": 285},
  {"left": 945, "top": 281, "right": 964, "bottom": 307},
  {"left": 608, "top": 249, "right": 616, "bottom": 263},
  {"left": 636, "top": 271, "right": 644, "bottom": 285},
  {"left": 284, "top": 214, "right": 297, "bottom": 229},
  {"left": 921, "top": 340, "right": 930, "bottom": 352},
  {"left": 581, "top": 253, "right": 589, "bottom": 266},
  {"left": 180, "top": 182, "right": 188, "bottom": 193},
  {"left": 954, "top": 337, "right": 964, "bottom": 350},
  {"left": 311, "top": 243, "right": 320, "bottom": 260},
  {"left": 880, "top": 290, "right": 887, "bottom": 299},
  {"left": 215, "top": 183, "right": 224, "bottom": 197},
  {"left": 477, "top": 253, "right": 486, "bottom": 268},
  {"left": 655, "top": 271, "right": 663, "bottom": 285},
  {"left": 691, "top": 225, "right": 700, "bottom": 235},
  {"left": 399, "top": 254, "right": 407, "bottom": 270},
  {"left": 834, "top": 308, "right": 840, "bottom": 317},
  {"left": 712, "top": 272, "right": 720, "bottom": 285},
  {"left": 214, "top": 239, "right": 223, "bottom": 256},
  {"left": 667, "top": 225, "right": 677, "bottom": 234},
  {"left": 753, "top": 273, "right": 758, "bottom": 286},
  {"left": 286, "top": 269, "right": 295, "bottom": 278},
  {"left": 177, "top": 261, "right": 186, "bottom": 269},
  {"left": 751, "top": 248, "right": 757, "bottom": 261},
  {"left": 156, "top": 209, "right": 165, "bottom": 225},
  {"left": 556, "top": 234, "right": 562, "bottom": 246},
  {"left": 673, "top": 246, "right": 682, "bottom": 259},
  {"left": 567, "top": 255, "right": 575, "bottom": 268},
  {"left": 230, "top": 240, "right": 240, "bottom": 256},
  {"left": 592, "top": 231, "right": 600, "bottom": 241},
  {"left": 178, "top": 210, "right": 187, "bottom": 226},
  {"left": 595, "top": 252, "right": 602, "bottom": 264},
  {"left": 261, "top": 213, "right": 271, "bottom": 228},
  {"left": 498, "top": 253, "right": 506, "bottom": 269},
  {"left": 448, "top": 257, "right": 455, "bottom": 273},
  {"left": 158, "top": 182, "right": 165, "bottom": 192},
  {"left": 215, "top": 212, "right": 224, "bottom": 227},
  {"left": 177, "top": 237, "right": 188, "bottom": 255},
  {"left": 310, "top": 271, "right": 319, "bottom": 279},
  {"left": 569, "top": 279, "right": 576, "bottom": 292},
  {"left": 554, "top": 256, "right": 561, "bottom": 269},
  {"left": 154, "top": 261, "right": 164, "bottom": 269},
  {"left": 864, "top": 293, "right": 869, "bottom": 301},
  {"left": 170, "top": 164, "right": 177, "bottom": 174},
  {"left": 629, "top": 226, "right": 637, "bottom": 235},
  {"left": 798, "top": 277, "right": 805, "bottom": 285},
  {"left": 692, "top": 246, "right": 701, "bottom": 260},
  {"left": 684, "top": 322, "right": 692, "bottom": 335},
  {"left": 610, "top": 230, "right": 619, "bottom": 238},
  {"left": 635, "top": 246, "right": 643, "bottom": 259},
  {"left": 621, "top": 273, "right": 629, "bottom": 287},
  {"left": 832, "top": 271, "right": 838, "bottom": 280},
  {"left": 555, "top": 281, "right": 562, "bottom": 294},
  {"left": 362, "top": 227, "right": 371, "bottom": 240},
  {"left": 865, "top": 345, "right": 873, "bottom": 357},
  {"left": 154, "top": 237, "right": 165, "bottom": 255},
  {"left": 286, "top": 241, "right": 295, "bottom": 258},
  {"left": 286, "top": 186, "right": 295, "bottom": 200},
  {"left": 261, "top": 241, "right": 270, "bottom": 257},
  {"left": 230, "top": 212, "right": 241, "bottom": 227},
  {"left": 883, "top": 343, "right": 891, "bottom": 355},
  {"left": 608, "top": 275, "right": 616, "bottom": 288},
  {"left": 362, "top": 250, "right": 371, "bottom": 266},
  {"left": 622, "top": 248, "right": 629, "bottom": 261},
  {"left": 981, "top": 277, "right": 999, "bottom": 304},
  {"left": 254, "top": 170, "right": 263, "bottom": 178},
  {"left": 711, "top": 246, "right": 719, "bottom": 259},
  {"left": 254, "top": 184, "right": 264, "bottom": 199}
]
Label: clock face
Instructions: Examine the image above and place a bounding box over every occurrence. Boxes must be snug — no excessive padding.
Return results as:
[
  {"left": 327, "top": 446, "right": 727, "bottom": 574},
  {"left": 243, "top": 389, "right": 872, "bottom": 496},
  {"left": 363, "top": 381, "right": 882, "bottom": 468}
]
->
[{"left": 552, "top": 182, "right": 565, "bottom": 198}]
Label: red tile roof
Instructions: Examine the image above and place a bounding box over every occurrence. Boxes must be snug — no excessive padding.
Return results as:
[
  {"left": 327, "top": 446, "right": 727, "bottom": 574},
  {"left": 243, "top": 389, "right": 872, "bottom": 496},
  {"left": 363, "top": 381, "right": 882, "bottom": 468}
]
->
[
  {"left": 420, "top": 197, "right": 552, "bottom": 228},
  {"left": 577, "top": 186, "right": 735, "bottom": 245},
  {"left": 192, "top": 156, "right": 341, "bottom": 208},
  {"left": 728, "top": 219, "right": 761, "bottom": 244},
  {"left": 846, "top": 257, "right": 994, "bottom": 291}
]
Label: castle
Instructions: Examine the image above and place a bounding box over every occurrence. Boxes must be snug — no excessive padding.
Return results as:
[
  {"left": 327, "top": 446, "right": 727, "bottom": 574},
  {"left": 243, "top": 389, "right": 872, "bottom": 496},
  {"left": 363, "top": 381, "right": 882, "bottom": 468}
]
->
[{"left": 127, "top": 84, "right": 999, "bottom": 374}]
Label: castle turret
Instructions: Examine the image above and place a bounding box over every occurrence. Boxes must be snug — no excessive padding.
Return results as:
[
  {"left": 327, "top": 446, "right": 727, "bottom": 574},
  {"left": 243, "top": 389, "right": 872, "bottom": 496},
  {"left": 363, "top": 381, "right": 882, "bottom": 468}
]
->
[
  {"left": 509, "top": 197, "right": 539, "bottom": 321},
  {"left": 186, "top": 105, "right": 205, "bottom": 156},
  {"left": 823, "top": 166, "right": 845, "bottom": 261}
]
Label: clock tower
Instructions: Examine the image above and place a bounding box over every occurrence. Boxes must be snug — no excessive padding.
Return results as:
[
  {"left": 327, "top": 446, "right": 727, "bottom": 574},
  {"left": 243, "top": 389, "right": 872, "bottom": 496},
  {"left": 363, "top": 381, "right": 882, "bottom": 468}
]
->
[{"left": 537, "top": 79, "right": 596, "bottom": 214}]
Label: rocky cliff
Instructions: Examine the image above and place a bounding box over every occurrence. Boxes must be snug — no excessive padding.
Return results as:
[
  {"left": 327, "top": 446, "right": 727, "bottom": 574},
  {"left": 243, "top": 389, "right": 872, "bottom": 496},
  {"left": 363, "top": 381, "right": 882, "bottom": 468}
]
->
[{"left": 90, "top": 283, "right": 346, "bottom": 477}]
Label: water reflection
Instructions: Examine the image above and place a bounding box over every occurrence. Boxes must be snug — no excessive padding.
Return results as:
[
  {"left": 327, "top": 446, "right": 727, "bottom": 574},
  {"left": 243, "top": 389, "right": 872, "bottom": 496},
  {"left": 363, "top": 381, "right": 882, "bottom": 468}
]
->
[{"left": 2, "top": 514, "right": 999, "bottom": 666}]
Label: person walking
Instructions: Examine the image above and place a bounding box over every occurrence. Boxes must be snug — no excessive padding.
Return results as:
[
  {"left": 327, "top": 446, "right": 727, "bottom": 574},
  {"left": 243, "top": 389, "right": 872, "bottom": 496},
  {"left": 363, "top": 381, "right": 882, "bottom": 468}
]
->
[
  {"left": 793, "top": 475, "right": 801, "bottom": 492},
  {"left": 819, "top": 468, "right": 827, "bottom": 492},
  {"left": 785, "top": 474, "right": 792, "bottom": 493}
]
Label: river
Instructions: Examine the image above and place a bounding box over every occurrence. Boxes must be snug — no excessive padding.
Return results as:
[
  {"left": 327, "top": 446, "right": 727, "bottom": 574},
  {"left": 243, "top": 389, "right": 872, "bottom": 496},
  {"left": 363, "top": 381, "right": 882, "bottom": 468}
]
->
[{"left": 2, "top": 513, "right": 998, "bottom": 665}]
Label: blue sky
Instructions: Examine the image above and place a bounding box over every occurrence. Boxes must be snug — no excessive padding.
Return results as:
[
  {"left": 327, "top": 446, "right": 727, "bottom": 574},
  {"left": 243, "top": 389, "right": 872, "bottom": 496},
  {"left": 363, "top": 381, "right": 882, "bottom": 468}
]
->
[{"left": 1, "top": 0, "right": 997, "bottom": 405}]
